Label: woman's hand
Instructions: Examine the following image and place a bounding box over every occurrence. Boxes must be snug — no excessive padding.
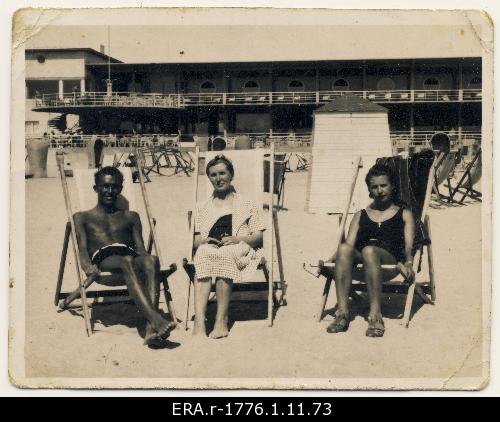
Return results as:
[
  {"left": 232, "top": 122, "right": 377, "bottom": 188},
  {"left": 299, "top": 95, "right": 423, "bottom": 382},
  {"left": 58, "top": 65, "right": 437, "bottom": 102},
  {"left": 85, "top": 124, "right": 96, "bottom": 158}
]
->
[
  {"left": 398, "top": 262, "right": 415, "bottom": 283},
  {"left": 202, "top": 237, "right": 221, "bottom": 246},
  {"left": 220, "top": 236, "right": 240, "bottom": 246}
]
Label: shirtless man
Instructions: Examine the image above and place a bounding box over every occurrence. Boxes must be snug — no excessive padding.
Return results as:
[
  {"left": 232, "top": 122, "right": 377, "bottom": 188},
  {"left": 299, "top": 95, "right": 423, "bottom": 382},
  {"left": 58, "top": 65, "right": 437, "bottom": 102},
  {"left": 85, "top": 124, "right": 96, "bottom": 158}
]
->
[{"left": 74, "top": 166, "right": 175, "bottom": 347}]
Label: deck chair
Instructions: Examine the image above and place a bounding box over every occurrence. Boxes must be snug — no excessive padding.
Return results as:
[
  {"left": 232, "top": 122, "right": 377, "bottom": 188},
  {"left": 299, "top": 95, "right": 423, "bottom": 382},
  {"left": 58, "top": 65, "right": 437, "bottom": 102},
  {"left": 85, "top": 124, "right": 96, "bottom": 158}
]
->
[
  {"left": 309, "top": 150, "right": 436, "bottom": 328},
  {"left": 432, "top": 150, "right": 460, "bottom": 203},
  {"left": 182, "top": 146, "right": 287, "bottom": 329},
  {"left": 267, "top": 153, "right": 287, "bottom": 210},
  {"left": 446, "top": 148, "right": 482, "bottom": 203},
  {"left": 54, "top": 152, "right": 178, "bottom": 336}
]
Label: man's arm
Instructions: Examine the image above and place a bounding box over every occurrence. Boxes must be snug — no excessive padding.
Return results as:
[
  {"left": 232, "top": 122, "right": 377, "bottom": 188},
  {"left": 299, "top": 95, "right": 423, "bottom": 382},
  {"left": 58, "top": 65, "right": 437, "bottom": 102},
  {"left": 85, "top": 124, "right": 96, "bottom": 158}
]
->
[
  {"left": 130, "top": 212, "right": 148, "bottom": 255},
  {"left": 73, "top": 212, "right": 99, "bottom": 276}
]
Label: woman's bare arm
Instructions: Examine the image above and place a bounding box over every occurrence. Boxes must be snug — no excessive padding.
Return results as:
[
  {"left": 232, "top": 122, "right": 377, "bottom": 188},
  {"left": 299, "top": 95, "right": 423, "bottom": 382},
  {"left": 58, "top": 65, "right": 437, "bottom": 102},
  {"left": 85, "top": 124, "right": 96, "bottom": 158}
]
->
[{"left": 325, "top": 211, "right": 361, "bottom": 262}]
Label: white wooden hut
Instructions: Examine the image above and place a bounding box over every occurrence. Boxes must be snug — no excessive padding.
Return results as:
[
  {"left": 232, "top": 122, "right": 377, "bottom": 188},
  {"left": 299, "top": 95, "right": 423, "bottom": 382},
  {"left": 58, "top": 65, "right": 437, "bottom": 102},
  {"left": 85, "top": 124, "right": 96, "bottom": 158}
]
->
[{"left": 306, "top": 95, "right": 393, "bottom": 214}]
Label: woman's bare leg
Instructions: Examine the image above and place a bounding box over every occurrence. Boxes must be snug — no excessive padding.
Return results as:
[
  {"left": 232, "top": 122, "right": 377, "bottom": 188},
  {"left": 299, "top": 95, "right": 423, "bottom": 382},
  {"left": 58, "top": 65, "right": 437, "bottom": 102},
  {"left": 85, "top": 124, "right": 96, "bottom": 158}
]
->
[
  {"left": 361, "top": 245, "right": 397, "bottom": 321},
  {"left": 333, "top": 244, "right": 362, "bottom": 316},
  {"left": 209, "top": 277, "right": 233, "bottom": 339},
  {"left": 193, "top": 277, "right": 212, "bottom": 336}
]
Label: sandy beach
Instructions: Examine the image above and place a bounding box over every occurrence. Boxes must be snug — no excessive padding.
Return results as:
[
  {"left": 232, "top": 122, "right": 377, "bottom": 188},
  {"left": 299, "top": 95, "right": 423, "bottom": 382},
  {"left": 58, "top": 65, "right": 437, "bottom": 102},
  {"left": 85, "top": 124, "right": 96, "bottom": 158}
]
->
[{"left": 23, "top": 159, "right": 485, "bottom": 388}]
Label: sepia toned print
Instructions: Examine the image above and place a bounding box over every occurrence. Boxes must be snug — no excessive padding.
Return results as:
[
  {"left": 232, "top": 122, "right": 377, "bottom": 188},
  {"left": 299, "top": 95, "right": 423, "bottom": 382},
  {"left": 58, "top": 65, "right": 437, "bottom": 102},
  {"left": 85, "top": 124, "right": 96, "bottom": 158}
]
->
[{"left": 10, "top": 8, "right": 492, "bottom": 389}]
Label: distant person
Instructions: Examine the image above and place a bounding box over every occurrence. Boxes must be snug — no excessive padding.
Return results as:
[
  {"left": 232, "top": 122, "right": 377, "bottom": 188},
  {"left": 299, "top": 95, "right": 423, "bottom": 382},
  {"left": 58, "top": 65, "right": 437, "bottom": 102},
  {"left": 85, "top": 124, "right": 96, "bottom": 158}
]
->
[
  {"left": 319, "top": 164, "right": 415, "bottom": 338},
  {"left": 74, "top": 166, "right": 176, "bottom": 347}
]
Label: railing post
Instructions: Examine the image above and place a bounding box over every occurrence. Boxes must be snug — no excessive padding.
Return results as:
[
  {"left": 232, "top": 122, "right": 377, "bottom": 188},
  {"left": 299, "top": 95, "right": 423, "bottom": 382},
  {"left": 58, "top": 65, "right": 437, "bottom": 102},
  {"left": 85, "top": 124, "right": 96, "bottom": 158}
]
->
[
  {"left": 410, "top": 90, "right": 415, "bottom": 102},
  {"left": 223, "top": 93, "right": 226, "bottom": 105},
  {"left": 315, "top": 91, "right": 320, "bottom": 104},
  {"left": 362, "top": 90, "right": 367, "bottom": 99},
  {"left": 459, "top": 89, "right": 463, "bottom": 102},
  {"left": 269, "top": 92, "right": 273, "bottom": 105}
]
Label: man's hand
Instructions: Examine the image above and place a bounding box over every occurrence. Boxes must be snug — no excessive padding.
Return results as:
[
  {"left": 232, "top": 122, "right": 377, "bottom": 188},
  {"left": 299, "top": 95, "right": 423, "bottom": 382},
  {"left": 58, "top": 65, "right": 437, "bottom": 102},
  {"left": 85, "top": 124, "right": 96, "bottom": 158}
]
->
[
  {"left": 220, "top": 236, "right": 239, "bottom": 246},
  {"left": 83, "top": 264, "right": 100, "bottom": 278},
  {"left": 398, "top": 262, "right": 415, "bottom": 283}
]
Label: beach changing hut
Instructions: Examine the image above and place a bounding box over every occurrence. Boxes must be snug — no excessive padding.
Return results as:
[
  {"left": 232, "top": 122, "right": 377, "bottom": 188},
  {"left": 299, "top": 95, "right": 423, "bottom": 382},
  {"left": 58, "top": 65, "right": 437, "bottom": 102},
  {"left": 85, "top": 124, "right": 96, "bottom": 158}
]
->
[{"left": 306, "top": 95, "right": 393, "bottom": 214}]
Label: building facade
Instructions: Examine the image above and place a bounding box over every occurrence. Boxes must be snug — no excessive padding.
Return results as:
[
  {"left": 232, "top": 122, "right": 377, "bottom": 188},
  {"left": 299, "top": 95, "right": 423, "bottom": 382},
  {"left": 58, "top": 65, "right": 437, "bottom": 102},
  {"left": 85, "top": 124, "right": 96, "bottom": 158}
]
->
[{"left": 26, "top": 48, "right": 482, "bottom": 149}]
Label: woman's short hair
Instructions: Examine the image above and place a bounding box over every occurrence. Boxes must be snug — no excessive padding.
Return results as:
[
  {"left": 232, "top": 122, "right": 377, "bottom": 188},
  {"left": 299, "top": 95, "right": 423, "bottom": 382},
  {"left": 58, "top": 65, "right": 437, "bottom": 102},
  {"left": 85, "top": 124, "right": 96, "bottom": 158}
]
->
[
  {"left": 365, "top": 163, "right": 400, "bottom": 201},
  {"left": 205, "top": 154, "right": 235, "bottom": 177}
]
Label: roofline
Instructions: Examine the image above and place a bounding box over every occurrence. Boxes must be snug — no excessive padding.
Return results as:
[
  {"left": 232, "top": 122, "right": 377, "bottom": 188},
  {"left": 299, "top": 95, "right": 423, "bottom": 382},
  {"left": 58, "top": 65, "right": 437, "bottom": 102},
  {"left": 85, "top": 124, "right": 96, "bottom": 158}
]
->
[
  {"left": 25, "top": 48, "right": 122, "bottom": 63},
  {"left": 86, "top": 56, "right": 481, "bottom": 70}
]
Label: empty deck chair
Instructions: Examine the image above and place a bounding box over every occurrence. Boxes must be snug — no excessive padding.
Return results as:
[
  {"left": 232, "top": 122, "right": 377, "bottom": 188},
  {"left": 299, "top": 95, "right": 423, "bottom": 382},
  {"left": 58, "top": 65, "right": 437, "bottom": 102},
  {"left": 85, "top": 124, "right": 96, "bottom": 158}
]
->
[
  {"left": 54, "top": 152, "right": 178, "bottom": 336},
  {"left": 309, "top": 150, "right": 436, "bottom": 328},
  {"left": 447, "top": 148, "right": 482, "bottom": 203},
  {"left": 182, "top": 147, "right": 287, "bottom": 329}
]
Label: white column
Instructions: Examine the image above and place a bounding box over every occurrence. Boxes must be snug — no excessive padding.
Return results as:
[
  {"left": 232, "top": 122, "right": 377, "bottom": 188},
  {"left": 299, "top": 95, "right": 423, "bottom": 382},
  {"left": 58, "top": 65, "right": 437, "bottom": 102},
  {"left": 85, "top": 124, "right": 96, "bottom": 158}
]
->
[
  {"left": 58, "top": 80, "right": 64, "bottom": 99},
  {"left": 80, "top": 79, "right": 86, "bottom": 93}
]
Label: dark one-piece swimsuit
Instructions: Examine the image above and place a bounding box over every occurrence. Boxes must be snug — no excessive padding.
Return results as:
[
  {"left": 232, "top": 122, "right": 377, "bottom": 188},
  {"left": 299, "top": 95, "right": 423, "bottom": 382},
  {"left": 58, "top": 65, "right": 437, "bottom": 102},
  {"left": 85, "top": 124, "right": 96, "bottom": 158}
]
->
[
  {"left": 91, "top": 243, "right": 138, "bottom": 267},
  {"left": 355, "top": 207, "right": 406, "bottom": 263}
]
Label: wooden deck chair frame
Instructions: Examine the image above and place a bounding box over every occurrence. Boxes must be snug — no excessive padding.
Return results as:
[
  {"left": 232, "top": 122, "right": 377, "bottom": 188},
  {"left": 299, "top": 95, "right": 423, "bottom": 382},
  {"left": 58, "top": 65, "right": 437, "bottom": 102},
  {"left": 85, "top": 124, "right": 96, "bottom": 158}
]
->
[
  {"left": 54, "top": 151, "right": 178, "bottom": 336},
  {"left": 432, "top": 150, "right": 461, "bottom": 203},
  {"left": 446, "top": 148, "right": 482, "bottom": 204},
  {"left": 182, "top": 145, "right": 287, "bottom": 330},
  {"left": 311, "top": 154, "right": 437, "bottom": 328}
]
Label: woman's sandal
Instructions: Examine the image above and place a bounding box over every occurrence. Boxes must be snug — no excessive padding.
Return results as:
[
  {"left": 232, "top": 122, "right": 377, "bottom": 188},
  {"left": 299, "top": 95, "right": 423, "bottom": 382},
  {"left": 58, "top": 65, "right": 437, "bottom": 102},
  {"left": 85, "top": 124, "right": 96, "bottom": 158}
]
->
[
  {"left": 366, "top": 316, "right": 385, "bottom": 338},
  {"left": 326, "top": 313, "right": 350, "bottom": 333}
]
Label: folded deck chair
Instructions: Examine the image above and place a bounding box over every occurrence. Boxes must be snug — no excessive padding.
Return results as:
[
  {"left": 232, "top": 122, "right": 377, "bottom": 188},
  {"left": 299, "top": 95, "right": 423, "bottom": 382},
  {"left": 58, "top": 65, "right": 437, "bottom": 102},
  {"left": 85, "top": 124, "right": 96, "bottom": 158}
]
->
[
  {"left": 446, "top": 148, "right": 482, "bottom": 203},
  {"left": 54, "top": 152, "right": 177, "bottom": 336},
  {"left": 182, "top": 147, "right": 287, "bottom": 329},
  {"left": 312, "top": 150, "right": 436, "bottom": 328},
  {"left": 432, "top": 150, "right": 461, "bottom": 203}
]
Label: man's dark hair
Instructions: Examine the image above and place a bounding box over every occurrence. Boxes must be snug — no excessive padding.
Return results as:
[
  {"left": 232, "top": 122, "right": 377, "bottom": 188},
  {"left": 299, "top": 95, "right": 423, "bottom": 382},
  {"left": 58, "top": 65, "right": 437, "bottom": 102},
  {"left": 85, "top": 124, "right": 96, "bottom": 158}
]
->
[
  {"left": 205, "top": 154, "right": 235, "bottom": 177},
  {"left": 94, "top": 166, "right": 124, "bottom": 186}
]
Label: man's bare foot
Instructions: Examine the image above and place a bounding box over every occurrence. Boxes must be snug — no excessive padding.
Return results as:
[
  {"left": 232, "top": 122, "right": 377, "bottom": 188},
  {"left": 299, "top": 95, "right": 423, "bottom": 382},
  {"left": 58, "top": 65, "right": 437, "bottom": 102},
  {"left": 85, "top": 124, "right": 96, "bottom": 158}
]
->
[
  {"left": 192, "top": 318, "right": 207, "bottom": 337},
  {"left": 150, "top": 314, "right": 176, "bottom": 339},
  {"left": 209, "top": 318, "right": 229, "bottom": 339}
]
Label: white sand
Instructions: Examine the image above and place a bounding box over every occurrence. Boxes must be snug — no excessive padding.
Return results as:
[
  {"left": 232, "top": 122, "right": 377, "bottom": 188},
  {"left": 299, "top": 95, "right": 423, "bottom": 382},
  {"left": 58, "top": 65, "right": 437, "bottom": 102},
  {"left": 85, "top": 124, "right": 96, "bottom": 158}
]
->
[{"left": 23, "top": 168, "right": 484, "bottom": 387}]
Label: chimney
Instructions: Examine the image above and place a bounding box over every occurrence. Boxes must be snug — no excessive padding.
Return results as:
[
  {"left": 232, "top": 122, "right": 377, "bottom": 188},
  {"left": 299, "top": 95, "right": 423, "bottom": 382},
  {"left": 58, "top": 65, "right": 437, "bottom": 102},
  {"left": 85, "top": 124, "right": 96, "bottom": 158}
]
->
[{"left": 99, "top": 44, "right": 105, "bottom": 54}]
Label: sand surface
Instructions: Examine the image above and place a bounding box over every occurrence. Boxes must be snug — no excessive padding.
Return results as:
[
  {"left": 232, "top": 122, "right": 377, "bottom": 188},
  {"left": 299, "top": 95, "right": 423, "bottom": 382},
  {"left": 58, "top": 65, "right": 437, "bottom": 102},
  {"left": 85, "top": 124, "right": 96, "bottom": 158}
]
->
[{"left": 23, "top": 167, "right": 485, "bottom": 388}]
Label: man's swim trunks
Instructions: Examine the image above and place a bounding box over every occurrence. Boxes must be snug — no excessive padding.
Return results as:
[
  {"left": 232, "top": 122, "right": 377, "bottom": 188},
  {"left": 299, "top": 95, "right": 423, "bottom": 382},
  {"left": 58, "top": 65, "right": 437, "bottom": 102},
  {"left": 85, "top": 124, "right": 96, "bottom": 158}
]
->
[{"left": 91, "top": 243, "right": 138, "bottom": 266}]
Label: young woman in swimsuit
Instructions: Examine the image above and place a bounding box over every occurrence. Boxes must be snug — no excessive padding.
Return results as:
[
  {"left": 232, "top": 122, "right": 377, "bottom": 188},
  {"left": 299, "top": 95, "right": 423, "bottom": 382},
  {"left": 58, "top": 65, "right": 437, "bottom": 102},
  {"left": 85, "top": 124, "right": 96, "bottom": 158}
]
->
[{"left": 321, "top": 164, "right": 416, "bottom": 337}]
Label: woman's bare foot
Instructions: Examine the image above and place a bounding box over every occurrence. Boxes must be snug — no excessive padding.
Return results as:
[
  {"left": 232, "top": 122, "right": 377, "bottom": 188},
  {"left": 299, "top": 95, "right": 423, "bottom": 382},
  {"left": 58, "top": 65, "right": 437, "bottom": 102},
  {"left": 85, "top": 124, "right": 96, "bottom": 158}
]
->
[
  {"left": 209, "top": 317, "right": 229, "bottom": 339},
  {"left": 192, "top": 318, "right": 207, "bottom": 337}
]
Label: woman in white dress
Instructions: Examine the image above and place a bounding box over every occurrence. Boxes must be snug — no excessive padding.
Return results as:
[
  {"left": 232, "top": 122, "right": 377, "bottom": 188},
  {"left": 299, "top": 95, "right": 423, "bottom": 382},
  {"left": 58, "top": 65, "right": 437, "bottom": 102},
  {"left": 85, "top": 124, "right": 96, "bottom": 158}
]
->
[{"left": 193, "top": 155, "right": 266, "bottom": 338}]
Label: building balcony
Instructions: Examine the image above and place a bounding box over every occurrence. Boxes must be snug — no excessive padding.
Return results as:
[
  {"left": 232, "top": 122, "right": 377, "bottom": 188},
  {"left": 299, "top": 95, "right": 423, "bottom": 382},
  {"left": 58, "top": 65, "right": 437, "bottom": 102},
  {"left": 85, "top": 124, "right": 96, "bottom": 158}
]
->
[
  {"left": 27, "top": 130, "right": 481, "bottom": 152},
  {"left": 31, "top": 88, "right": 482, "bottom": 112},
  {"left": 31, "top": 92, "right": 184, "bottom": 112}
]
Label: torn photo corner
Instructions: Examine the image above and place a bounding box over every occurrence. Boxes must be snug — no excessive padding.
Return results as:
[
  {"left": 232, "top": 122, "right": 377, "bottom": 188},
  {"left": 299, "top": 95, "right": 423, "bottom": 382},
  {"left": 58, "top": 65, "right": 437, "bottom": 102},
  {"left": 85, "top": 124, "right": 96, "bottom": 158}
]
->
[{"left": 9, "top": 7, "right": 493, "bottom": 390}]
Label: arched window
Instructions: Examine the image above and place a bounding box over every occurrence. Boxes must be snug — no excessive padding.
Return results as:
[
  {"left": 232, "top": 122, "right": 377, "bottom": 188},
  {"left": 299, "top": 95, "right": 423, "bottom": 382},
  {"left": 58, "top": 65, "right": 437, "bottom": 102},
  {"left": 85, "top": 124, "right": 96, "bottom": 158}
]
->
[
  {"left": 376, "top": 77, "right": 396, "bottom": 91},
  {"left": 243, "top": 80, "right": 260, "bottom": 92},
  {"left": 423, "top": 77, "right": 440, "bottom": 90},
  {"left": 288, "top": 79, "right": 305, "bottom": 92},
  {"left": 332, "top": 78, "right": 349, "bottom": 91},
  {"left": 468, "top": 76, "right": 482, "bottom": 88},
  {"left": 200, "top": 80, "right": 216, "bottom": 93}
]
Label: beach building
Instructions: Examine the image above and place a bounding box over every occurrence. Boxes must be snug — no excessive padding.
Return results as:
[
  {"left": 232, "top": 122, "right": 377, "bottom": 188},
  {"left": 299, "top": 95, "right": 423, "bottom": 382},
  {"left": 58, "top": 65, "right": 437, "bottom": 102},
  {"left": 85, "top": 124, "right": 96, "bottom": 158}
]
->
[{"left": 25, "top": 25, "right": 482, "bottom": 151}]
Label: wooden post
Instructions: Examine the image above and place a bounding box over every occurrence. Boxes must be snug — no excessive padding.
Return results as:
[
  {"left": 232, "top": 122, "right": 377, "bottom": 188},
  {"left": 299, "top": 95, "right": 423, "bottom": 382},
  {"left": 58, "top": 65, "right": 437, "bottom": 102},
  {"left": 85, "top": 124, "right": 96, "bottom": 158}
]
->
[
  {"left": 317, "top": 157, "right": 362, "bottom": 321},
  {"left": 268, "top": 142, "right": 275, "bottom": 327},
  {"left": 56, "top": 152, "right": 93, "bottom": 336},
  {"left": 135, "top": 148, "right": 178, "bottom": 322},
  {"left": 185, "top": 146, "right": 200, "bottom": 331}
]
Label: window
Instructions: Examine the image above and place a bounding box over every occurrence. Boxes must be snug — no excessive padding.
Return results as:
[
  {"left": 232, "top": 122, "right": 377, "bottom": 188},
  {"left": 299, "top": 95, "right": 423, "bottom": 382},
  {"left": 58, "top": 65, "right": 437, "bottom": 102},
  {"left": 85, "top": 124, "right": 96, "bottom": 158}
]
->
[
  {"left": 243, "top": 80, "right": 260, "bottom": 92},
  {"left": 200, "top": 80, "right": 216, "bottom": 93},
  {"left": 332, "top": 78, "right": 349, "bottom": 91},
  {"left": 25, "top": 121, "right": 40, "bottom": 134},
  {"left": 468, "top": 76, "right": 481, "bottom": 88},
  {"left": 376, "top": 77, "right": 396, "bottom": 91},
  {"left": 288, "top": 80, "right": 305, "bottom": 92},
  {"left": 423, "top": 77, "right": 440, "bottom": 90}
]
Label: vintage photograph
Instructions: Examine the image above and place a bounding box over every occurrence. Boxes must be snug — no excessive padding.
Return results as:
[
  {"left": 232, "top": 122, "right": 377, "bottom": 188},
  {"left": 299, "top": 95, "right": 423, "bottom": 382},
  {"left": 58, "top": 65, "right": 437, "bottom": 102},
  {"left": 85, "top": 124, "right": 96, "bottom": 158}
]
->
[{"left": 9, "top": 8, "right": 492, "bottom": 389}]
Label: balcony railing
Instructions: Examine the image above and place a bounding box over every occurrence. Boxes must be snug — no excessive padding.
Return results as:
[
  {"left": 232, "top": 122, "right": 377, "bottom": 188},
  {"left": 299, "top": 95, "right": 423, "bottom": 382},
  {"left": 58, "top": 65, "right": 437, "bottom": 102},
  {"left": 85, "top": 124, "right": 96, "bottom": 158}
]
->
[
  {"left": 32, "top": 92, "right": 184, "bottom": 109},
  {"left": 27, "top": 130, "right": 481, "bottom": 151},
  {"left": 32, "top": 88, "right": 482, "bottom": 110}
]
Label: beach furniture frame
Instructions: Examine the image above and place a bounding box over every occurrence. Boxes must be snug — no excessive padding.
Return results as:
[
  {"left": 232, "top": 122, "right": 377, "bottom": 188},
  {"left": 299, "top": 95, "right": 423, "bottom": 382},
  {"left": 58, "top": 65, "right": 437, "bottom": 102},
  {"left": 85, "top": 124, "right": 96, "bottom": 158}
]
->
[
  {"left": 310, "top": 152, "right": 437, "bottom": 328},
  {"left": 182, "top": 145, "right": 287, "bottom": 329},
  {"left": 54, "top": 151, "right": 178, "bottom": 336},
  {"left": 432, "top": 150, "right": 461, "bottom": 203},
  {"left": 446, "top": 148, "right": 482, "bottom": 204}
]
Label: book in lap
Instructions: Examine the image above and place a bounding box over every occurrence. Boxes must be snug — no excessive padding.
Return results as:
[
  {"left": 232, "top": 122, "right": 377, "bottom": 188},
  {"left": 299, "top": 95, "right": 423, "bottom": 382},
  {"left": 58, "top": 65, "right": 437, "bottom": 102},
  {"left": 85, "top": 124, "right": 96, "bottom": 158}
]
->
[{"left": 208, "top": 214, "right": 232, "bottom": 243}]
